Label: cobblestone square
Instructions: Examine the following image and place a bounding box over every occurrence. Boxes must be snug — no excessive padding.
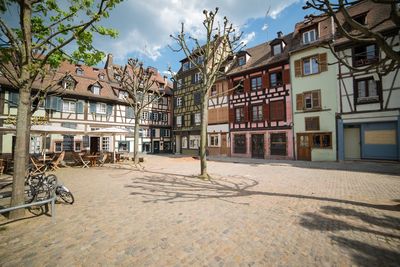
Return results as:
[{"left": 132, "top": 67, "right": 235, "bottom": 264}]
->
[{"left": 1, "top": 155, "right": 399, "bottom": 266}]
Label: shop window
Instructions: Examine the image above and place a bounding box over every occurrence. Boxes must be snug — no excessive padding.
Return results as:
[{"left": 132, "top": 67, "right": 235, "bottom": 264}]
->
[
  {"left": 189, "top": 135, "right": 200, "bottom": 149},
  {"left": 234, "top": 134, "right": 246, "bottom": 154},
  {"left": 62, "top": 135, "right": 74, "bottom": 151},
  {"left": 312, "top": 133, "right": 332, "bottom": 148},
  {"left": 54, "top": 141, "right": 63, "bottom": 152},
  {"left": 210, "top": 135, "right": 219, "bottom": 147},
  {"left": 182, "top": 136, "right": 188, "bottom": 149},
  {"left": 74, "top": 142, "right": 82, "bottom": 152},
  {"left": 270, "top": 133, "right": 287, "bottom": 156}
]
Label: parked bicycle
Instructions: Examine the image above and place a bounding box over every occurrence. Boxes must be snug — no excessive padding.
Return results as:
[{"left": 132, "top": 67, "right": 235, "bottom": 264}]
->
[{"left": 46, "top": 174, "right": 74, "bottom": 205}]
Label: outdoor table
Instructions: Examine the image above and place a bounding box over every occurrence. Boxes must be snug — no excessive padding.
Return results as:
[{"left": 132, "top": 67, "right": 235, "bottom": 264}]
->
[{"left": 85, "top": 155, "right": 99, "bottom": 167}]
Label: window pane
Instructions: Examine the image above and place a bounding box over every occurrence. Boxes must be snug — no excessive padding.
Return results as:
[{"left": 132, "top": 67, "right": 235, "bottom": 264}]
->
[
  {"left": 309, "top": 30, "right": 315, "bottom": 42},
  {"left": 358, "top": 80, "right": 366, "bottom": 97},
  {"left": 273, "top": 44, "right": 281, "bottom": 55},
  {"left": 304, "top": 33, "right": 309, "bottom": 44},
  {"left": 368, "top": 80, "right": 377, "bottom": 96},
  {"left": 303, "top": 59, "right": 310, "bottom": 75},
  {"left": 311, "top": 57, "right": 319, "bottom": 74},
  {"left": 313, "top": 135, "right": 321, "bottom": 147},
  {"left": 366, "top": 45, "right": 376, "bottom": 59},
  {"left": 270, "top": 73, "right": 277, "bottom": 87},
  {"left": 322, "top": 134, "right": 331, "bottom": 147}
]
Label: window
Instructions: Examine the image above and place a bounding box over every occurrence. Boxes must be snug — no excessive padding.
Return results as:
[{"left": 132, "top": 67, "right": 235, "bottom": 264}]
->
[
  {"left": 151, "top": 112, "right": 159, "bottom": 121},
  {"left": 194, "top": 92, "right": 201, "bottom": 105},
  {"left": 182, "top": 136, "right": 188, "bottom": 149},
  {"left": 234, "top": 134, "right": 246, "bottom": 153},
  {"left": 119, "top": 91, "right": 128, "bottom": 100},
  {"left": 270, "top": 133, "right": 287, "bottom": 156},
  {"left": 211, "top": 85, "right": 217, "bottom": 96},
  {"left": 270, "top": 100, "right": 285, "bottom": 121},
  {"left": 252, "top": 105, "right": 263, "bottom": 121},
  {"left": 177, "top": 79, "right": 183, "bottom": 89},
  {"left": 193, "top": 72, "right": 202, "bottom": 84},
  {"left": 176, "top": 115, "right": 182, "bottom": 127},
  {"left": 353, "top": 13, "right": 367, "bottom": 25},
  {"left": 176, "top": 97, "right": 183, "bottom": 107},
  {"left": 312, "top": 133, "right": 332, "bottom": 148},
  {"left": 305, "top": 117, "right": 320, "bottom": 131},
  {"left": 74, "top": 141, "right": 82, "bottom": 152},
  {"left": 233, "top": 80, "right": 244, "bottom": 94},
  {"left": 355, "top": 77, "right": 379, "bottom": 104},
  {"left": 54, "top": 141, "right": 62, "bottom": 152},
  {"left": 299, "top": 90, "right": 321, "bottom": 110},
  {"left": 92, "top": 85, "right": 101, "bottom": 95},
  {"left": 114, "top": 73, "right": 121, "bottom": 81},
  {"left": 197, "top": 55, "right": 204, "bottom": 65},
  {"left": 189, "top": 135, "right": 200, "bottom": 149},
  {"left": 303, "top": 56, "right": 319, "bottom": 75},
  {"left": 99, "top": 73, "right": 105, "bottom": 80},
  {"left": 96, "top": 103, "right": 107, "bottom": 114},
  {"left": 182, "top": 62, "right": 189, "bottom": 71},
  {"left": 238, "top": 56, "right": 246, "bottom": 66},
  {"left": 163, "top": 129, "right": 170, "bottom": 137},
  {"left": 353, "top": 44, "right": 378, "bottom": 66},
  {"left": 210, "top": 135, "right": 219, "bottom": 147},
  {"left": 62, "top": 77, "right": 75, "bottom": 90},
  {"left": 272, "top": 44, "right": 282, "bottom": 55},
  {"left": 302, "top": 29, "right": 316, "bottom": 44},
  {"left": 102, "top": 137, "right": 110, "bottom": 151},
  {"left": 63, "top": 135, "right": 74, "bottom": 151},
  {"left": 76, "top": 67, "right": 84, "bottom": 75},
  {"left": 142, "top": 112, "right": 149, "bottom": 120},
  {"left": 162, "top": 113, "right": 168, "bottom": 122},
  {"left": 269, "top": 72, "right": 282, "bottom": 87},
  {"left": 251, "top": 76, "right": 262, "bottom": 91},
  {"left": 118, "top": 141, "right": 129, "bottom": 152},
  {"left": 194, "top": 113, "right": 201, "bottom": 125},
  {"left": 62, "top": 100, "right": 76, "bottom": 113},
  {"left": 235, "top": 107, "right": 245, "bottom": 122}
]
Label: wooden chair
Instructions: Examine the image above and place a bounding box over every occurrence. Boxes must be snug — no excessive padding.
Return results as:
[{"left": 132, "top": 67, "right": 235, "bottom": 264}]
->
[
  {"left": 30, "top": 157, "right": 46, "bottom": 174},
  {"left": 97, "top": 153, "right": 108, "bottom": 167},
  {"left": 50, "top": 151, "right": 65, "bottom": 171},
  {"left": 78, "top": 154, "right": 90, "bottom": 168},
  {"left": 71, "top": 152, "right": 82, "bottom": 166}
]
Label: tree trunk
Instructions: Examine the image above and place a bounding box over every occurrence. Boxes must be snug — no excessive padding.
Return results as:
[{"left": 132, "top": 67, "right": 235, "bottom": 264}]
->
[
  {"left": 133, "top": 117, "right": 140, "bottom": 164},
  {"left": 199, "top": 92, "right": 209, "bottom": 179},
  {"left": 9, "top": 88, "right": 31, "bottom": 219}
]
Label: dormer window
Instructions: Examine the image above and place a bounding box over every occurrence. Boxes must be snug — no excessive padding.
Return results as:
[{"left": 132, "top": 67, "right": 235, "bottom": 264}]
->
[
  {"left": 76, "top": 67, "right": 84, "bottom": 76},
  {"left": 182, "top": 62, "right": 189, "bottom": 71},
  {"left": 118, "top": 90, "right": 128, "bottom": 100},
  {"left": 302, "top": 29, "right": 317, "bottom": 44},
  {"left": 99, "top": 73, "right": 105, "bottom": 80},
  {"left": 62, "top": 76, "right": 76, "bottom": 90},
  {"left": 238, "top": 56, "right": 246, "bottom": 66},
  {"left": 272, "top": 44, "right": 282, "bottom": 55},
  {"left": 114, "top": 73, "right": 121, "bottom": 81},
  {"left": 353, "top": 13, "right": 367, "bottom": 25},
  {"left": 91, "top": 83, "right": 101, "bottom": 95}
]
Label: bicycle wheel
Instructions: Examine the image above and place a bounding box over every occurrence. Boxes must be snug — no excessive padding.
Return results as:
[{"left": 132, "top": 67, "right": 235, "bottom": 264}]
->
[
  {"left": 58, "top": 189, "right": 74, "bottom": 204},
  {"left": 45, "top": 174, "right": 57, "bottom": 189},
  {"left": 34, "top": 183, "right": 51, "bottom": 202},
  {"left": 24, "top": 184, "right": 35, "bottom": 203}
]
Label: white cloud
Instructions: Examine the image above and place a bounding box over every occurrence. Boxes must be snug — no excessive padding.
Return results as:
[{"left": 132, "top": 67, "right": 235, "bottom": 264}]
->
[
  {"left": 95, "top": 0, "right": 299, "bottom": 64},
  {"left": 241, "top": 32, "right": 256, "bottom": 46},
  {"left": 262, "top": 24, "right": 269, "bottom": 31}
]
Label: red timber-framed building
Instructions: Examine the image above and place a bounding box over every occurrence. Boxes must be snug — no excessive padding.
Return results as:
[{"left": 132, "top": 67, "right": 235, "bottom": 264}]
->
[{"left": 227, "top": 32, "right": 294, "bottom": 159}]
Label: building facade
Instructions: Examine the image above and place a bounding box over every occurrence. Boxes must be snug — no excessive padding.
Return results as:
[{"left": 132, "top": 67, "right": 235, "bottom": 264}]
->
[
  {"left": 228, "top": 33, "right": 294, "bottom": 159},
  {"left": 334, "top": 1, "right": 400, "bottom": 161},
  {"left": 290, "top": 15, "right": 338, "bottom": 161}
]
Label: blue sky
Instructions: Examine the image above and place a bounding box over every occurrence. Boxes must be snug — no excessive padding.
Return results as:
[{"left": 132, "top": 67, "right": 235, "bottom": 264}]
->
[{"left": 94, "top": 0, "right": 321, "bottom": 75}]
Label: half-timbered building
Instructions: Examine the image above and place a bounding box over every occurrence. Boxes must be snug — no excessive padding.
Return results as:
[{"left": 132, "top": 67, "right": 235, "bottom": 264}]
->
[
  {"left": 334, "top": 1, "right": 400, "bottom": 161},
  {"left": 228, "top": 32, "right": 294, "bottom": 159}
]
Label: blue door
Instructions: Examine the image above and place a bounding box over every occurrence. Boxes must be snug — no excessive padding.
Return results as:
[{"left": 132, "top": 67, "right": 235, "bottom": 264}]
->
[{"left": 361, "top": 122, "right": 398, "bottom": 160}]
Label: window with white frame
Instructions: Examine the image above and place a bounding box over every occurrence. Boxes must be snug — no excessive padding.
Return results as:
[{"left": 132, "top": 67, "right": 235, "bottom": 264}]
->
[
  {"left": 152, "top": 112, "right": 159, "bottom": 121},
  {"left": 182, "top": 136, "right": 188, "bottom": 149},
  {"left": 142, "top": 111, "right": 149, "bottom": 120},
  {"left": 182, "top": 62, "right": 189, "bottom": 71},
  {"left": 76, "top": 67, "right": 84, "bottom": 76},
  {"left": 119, "top": 91, "right": 128, "bottom": 100},
  {"left": 194, "top": 72, "right": 202, "bottom": 84},
  {"left": 54, "top": 141, "right": 63, "bottom": 152},
  {"left": 62, "top": 100, "right": 76, "bottom": 113},
  {"left": 102, "top": 137, "right": 110, "bottom": 151},
  {"left": 96, "top": 103, "right": 107, "bottom": 114},
  {"left": 238, "top": 56, "right": 246, "bottom": 66},
  {"left": 74, "top": 141, "right": 82, "bottom": 152},
  {"left": 302, "top": 29, "right": 316, "bottom": 44},
  {"left": 176, "top": 115, "right": 182, "bottom": 127},
  {"left": 272, "top": 44, "right": 282, "bottom": 55},
  {"left": 176, "top": 97, "right": 183, "bottom": 107},
  {"left": 92, "top": 85, "right": 101, "bottom": 95},
  {"left": 194, "top": 113, "right": 201, "bottom": 125},
  {"left": 177, "top": 79, "right": 183, "bottom": 89},
  {"left": 210, "top": 134, "right": 219, "bottom": 147},
  {"left": 62, "top": 77, "right": 75, "bottom": 90},
  {"left": 164, "top": 129, "right": 170, "bottom": 137},
  {"left": 189, "top": 135, "right": 200, "bottom": 149},
  {"left": 302, "top": 56, "right": 319, "bottom": 75}
]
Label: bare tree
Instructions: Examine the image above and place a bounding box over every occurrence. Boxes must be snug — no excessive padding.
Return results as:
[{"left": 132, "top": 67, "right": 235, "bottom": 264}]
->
[
  {"left": 303, "top": 0, "right": 400, "bottom": 74},
  {"left": 118, "top": 59, "right": 164, "bottom": 165},
  {"left": 0, "top": 0, "right": 120, "bottom": 219},
  {"left": 170, "top": 8, "right": 243, "bottom": 179}
]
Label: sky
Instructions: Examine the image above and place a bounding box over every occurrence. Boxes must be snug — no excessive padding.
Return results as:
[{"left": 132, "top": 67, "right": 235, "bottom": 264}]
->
[{"left": 94, "top": 0, "right": 319, "bottom": 75}]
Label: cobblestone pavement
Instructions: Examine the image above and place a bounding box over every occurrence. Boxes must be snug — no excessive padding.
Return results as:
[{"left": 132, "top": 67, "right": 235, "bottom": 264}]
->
[{"left": 0, "top": 156, "right": 399, "bottom": 266}]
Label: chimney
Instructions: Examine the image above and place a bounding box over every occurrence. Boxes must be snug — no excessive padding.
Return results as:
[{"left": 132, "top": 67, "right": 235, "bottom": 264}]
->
[
  {"left": 163, "top": 75, "right": 168, "bottom": 83},
  {"left": 277, "top": 31, "right": 283, "bottom": 38},
  {"left": 105, "top": 53, "right": 113, "bottom": 69}
]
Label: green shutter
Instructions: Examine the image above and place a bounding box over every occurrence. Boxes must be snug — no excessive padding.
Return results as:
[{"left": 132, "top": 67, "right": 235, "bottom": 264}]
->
[
  {"left": 126, "top": 107, "right": 134, "bottom": 119},
  {"left": 76, "top": 101, "right": 84, "bottom": 114},
  {"left": 55, "top": 97, "right": 62, "bottom": 112},
  {"left": 107, "top": 104, "right": 113, "bottom": 115},
  {"left": 89, "top": 102, "right": 96, "bottom": 113},
  {"left": 9, "top": 92, "right": 19, "bottom": 107}
]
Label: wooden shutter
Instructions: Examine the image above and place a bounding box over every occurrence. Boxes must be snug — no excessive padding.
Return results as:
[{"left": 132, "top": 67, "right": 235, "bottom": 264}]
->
[
  {"left": 244, "top": 77, "right": 250, "bottom": 92},
  {"left": 264, "top": 103, "right": 270, "bottom": 122},
  {"left": 283, "top": 69, "right": 290, "bottom": 84},
  {"left": 319, "top": 53, "right": 328, "bottom": 72},
  {"left": 229, "top": 108, "right": 235, "bottom": 123},
  {"left": 55, "top": 97, "right": 62, "bottom": 112},
  {"left": 262, "top": 73, "right": 269, "bottom": 89},
  {"left": 296, "top": 94, "right": 304, "bottom": 111},
  {"left": 305, "top": 117, "right": 320, "bottom": 131},
  {"left": 244, "top": 106, "right": 249, "bottom": 121},
  {"left": 312, "top": 90, "right": 321, "bottom": 108},
  {"left": 294, "top": 59, "right": 302, "bottom": 77}
]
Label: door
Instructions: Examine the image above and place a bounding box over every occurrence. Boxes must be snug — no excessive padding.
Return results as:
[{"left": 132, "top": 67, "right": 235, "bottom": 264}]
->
[
  {"left": 344, "top": 127, "right": 361, "bottom": 159},
  {"left": 153, "top": 141, "right": 160, "bottom": 153},
  {"left": 90, "top": 137, "right": 100, "bottom": 154},
  {"left": 362, "top": 122, "right": 398, "bottom": 160},
  {"left": 297, "top": 133, "right": 311, "bottom": 161},
  {"left": 251, "top": 134, "right": 264, "bottom": 159}
]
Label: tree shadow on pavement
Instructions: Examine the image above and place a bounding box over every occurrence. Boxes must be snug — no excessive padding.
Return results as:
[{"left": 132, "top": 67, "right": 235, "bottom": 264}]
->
[
  {"left": 299, "top": 205, "right": 400, "bottom": 266},
  {"left": 124, "top": 170, "right": 400, "bottom": 211}
]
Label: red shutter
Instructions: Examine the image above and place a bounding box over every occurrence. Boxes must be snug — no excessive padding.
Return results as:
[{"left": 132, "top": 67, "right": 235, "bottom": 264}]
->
[
  {"left": 312, "top": 90, "right": 321, "bottom": 108},
  {"left": 294, "top": 59, "right": 302, "bottom": 77},
  {"left": 229, "top": 108, "right": 235, "bottom": 123},
  {"left": 228, "top": 80, "right": 233, "bottom": 95},
  {"left": 283, "top": 68, "right": 290, "bottom": 84},
  {"left": 244, "top": 77, "right": 250, "bottom": 92},
  {"left": 244, "top": 106, "right": 249, "bottom": 121},
  {"left": 318, "top": 53, "right": 328, "bottom": 72},
  {"left": 262, "top": 73, "right": 270, "bottom": 89},
  {"left": 264, "top": 103, "right": 270, "bottom": 122},
  {"left": 296, "top": 94, "right": 304, "bottom": 111}
]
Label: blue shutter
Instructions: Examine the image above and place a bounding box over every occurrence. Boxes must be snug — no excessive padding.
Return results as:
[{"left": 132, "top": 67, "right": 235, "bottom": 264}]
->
[
  {"left": 55, "top": 97, "right": 62, "bottom": 112},
  {"left": 126, "top": 107, "right": 134, "bottom": 119},
  {"left": 9, "top": 92, "right": 19, "bottom": 107},
  {"left": 76, "top": 101, "right": 84, "bottom": 114},
  {"left": 89, "top": 102, "right": 96, "bottom": 113},
  {"left": 107, "top": 104, "right": 113, "bottom": 116}
]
